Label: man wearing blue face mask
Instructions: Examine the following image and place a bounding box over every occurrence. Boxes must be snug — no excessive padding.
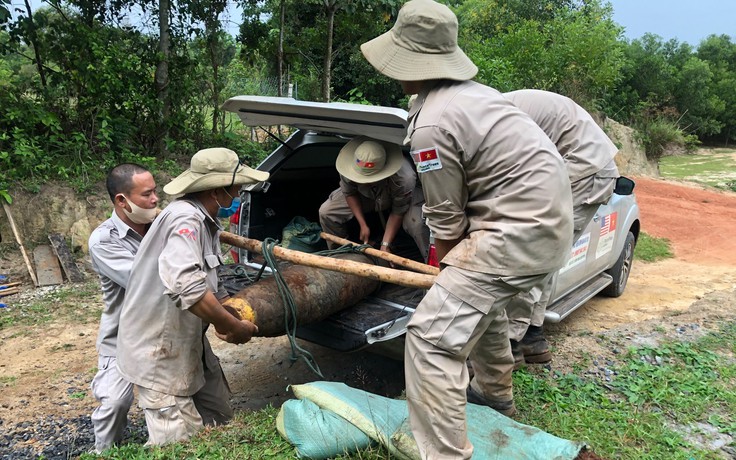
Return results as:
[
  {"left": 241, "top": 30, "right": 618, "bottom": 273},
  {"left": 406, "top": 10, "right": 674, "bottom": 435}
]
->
[
  {"left": 217, "top": 194, "right": 241, "bottom": 219},
  {"left": 117, "top": 148, "right": 269, "bottom": 445},
  {"left": 88, "top": 163, "right": 159, "bottom": 452}
]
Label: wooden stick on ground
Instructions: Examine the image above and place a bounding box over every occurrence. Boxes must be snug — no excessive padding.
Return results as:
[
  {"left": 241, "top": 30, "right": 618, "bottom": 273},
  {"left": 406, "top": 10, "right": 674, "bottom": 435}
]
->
[
  {"left": 320, "top": 232, "right": 440, "bottom": 276},
  {"left": 220, "top": 231, "right": 435, "bottom": 290},
  {"left": 0, "top": 282, "right": 22, "bottom": 289},
  {"left": 0, "top": 288, "right": 20, "bottom": 297},
  {"left": 2, "top": 203, "right": 38, "bottom": 287}
]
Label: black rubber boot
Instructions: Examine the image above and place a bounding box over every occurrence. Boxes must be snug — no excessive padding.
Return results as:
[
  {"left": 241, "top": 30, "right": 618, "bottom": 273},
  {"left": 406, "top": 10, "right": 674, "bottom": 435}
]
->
[
  {"left": 466, "top": 386, "right": 517, "bottom": 417},
  {"left": 510, "top": 339, "right": 525, "bottom": 370},
  {"left": 520, "top": 325, "right": 552, "bottom": 363}
]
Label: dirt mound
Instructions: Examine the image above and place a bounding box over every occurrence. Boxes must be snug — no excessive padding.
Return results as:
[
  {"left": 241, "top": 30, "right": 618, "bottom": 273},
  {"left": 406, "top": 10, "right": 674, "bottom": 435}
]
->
[{"left": 632, "top": 176, "right": 736, "bottom": 265}]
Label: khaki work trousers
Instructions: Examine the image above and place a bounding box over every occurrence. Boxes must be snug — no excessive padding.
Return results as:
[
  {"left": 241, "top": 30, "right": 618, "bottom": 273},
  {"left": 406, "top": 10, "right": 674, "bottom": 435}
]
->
[
  {"left": 318, "top": 187, "right": 429, "bottom": 260},
  {"left": 91, "top": 355, "right": 134, "bottom": 452},
  {"left": 136, "top": 356, "right": 233, "bottom": 446},
  {"left": 507, "top": 165, "right": 618, "bottom": 340},
  {"left": 405, "top": 266, "right": 547, "bottom": 459}
]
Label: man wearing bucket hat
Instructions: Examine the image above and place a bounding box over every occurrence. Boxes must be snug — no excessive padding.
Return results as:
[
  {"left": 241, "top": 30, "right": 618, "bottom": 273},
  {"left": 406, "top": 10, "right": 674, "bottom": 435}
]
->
[
  {"left": 361, "top": 1, "right": 573, "bottom": 458},
  {"left": 116, "top": 147, "right": 268, "bottom": 445},
  {"left": 319, "top": 136, "right": 429, "bottom": 260},
  {"left": 503, "top": 89, "right": 620, "bottom": 368}
]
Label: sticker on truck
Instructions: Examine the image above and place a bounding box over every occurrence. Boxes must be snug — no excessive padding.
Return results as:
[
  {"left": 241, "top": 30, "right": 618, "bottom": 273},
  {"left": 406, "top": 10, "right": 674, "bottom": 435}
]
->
[
  {"left": 559, "top": 232, "right": 591, "bottom": 274},
  {"left": 595, "top": 212, "right": 618, "bottom": 259}
]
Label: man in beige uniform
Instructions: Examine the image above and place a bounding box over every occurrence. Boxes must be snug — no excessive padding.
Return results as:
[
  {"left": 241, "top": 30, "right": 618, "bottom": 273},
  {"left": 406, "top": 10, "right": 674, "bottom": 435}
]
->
[
  {"left": 361, "top": 1, "right": 573, "bottom": 458},
  {"left": 319, "top": 136, "right": 429, "bottom": 259},
  {"left": 117, "top": 148, "right": 268, "bottom": 445},
  {"left": 503, "top": 89, "right": 620, "bottom": 366}
]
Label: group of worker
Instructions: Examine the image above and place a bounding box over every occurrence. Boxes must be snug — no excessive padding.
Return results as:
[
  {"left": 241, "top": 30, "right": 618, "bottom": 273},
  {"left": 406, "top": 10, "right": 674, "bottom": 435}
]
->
[{"left": 87, "top": 0, "right": 619, "bottom": 458}]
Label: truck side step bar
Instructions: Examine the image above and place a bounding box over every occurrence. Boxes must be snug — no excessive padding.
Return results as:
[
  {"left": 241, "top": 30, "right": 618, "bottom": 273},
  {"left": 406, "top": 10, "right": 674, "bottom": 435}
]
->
[{"left": 545, "top": 273, "right": 613, "bottom": 323}]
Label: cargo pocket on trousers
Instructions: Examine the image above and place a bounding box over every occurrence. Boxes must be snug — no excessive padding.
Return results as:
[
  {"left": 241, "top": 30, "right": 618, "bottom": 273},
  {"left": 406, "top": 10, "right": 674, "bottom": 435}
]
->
[{"left": 411, "top": 268, "right": 498, "bottom": 355}]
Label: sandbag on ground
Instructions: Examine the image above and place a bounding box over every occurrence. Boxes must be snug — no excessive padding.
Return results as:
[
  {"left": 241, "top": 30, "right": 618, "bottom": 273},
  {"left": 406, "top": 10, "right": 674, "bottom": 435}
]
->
[
  {"left": 277, "top": 397, "right": 375, "bottom": 459},
  {"left": 391, "top": 403, "right": 586, "bottom": 460},
  {"left": 277, "top": 381, "right": 586, "bottom": 460}
]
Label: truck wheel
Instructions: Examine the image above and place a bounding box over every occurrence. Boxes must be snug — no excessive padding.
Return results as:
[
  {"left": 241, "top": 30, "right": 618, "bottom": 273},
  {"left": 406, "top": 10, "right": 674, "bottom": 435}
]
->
[{"left": 601, "top": 231, "right": 636, "bottom": 298}]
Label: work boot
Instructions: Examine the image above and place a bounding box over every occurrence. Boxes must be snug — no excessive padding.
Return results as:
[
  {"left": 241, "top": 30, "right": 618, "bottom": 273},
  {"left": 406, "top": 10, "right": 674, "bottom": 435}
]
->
[
  {"left": 510, "top": 339, "right": 525, "bottom": 370},
  {"left": 466, "top": 386, "right": 516, "bottom": 417},
  {"left": 520, "top": 325, "right": 552, "bottom": 364}
]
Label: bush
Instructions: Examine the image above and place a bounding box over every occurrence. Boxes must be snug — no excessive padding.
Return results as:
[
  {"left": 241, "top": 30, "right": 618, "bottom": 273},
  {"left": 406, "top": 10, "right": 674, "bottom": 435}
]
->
[{"left": 635, "top": 118, "right": 700, "bottom": 161}]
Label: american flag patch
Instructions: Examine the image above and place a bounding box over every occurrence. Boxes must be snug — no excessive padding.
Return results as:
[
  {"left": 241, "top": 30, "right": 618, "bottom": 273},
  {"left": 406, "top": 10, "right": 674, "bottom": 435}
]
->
[
  {"left": 599, "top": 212, "right": 617, "bottom": 237},
  {"left": 410, "top": 147, "right": 443, "bottom": 173}
]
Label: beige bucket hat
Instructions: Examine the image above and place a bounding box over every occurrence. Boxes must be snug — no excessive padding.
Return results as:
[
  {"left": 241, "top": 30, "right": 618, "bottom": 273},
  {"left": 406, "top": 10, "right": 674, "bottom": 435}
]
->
[
  {"left": 360, "top": 0, "right": 478, "bottom": 82},
  {"left": 336, "top": 137, "right": 403, "bottom": 184},
  {"left": 163, "top": 147, "right": 269, "bottom": 195}
]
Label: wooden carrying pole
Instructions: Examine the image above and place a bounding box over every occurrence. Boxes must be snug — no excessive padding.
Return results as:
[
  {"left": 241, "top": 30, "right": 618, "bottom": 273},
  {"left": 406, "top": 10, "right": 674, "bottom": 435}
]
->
[
  {"left": 220, "top": 231, "right": 435, "bottom": 290},
  {"left": 320, "top": 232, "right": 440, "bottom": 276},
  {"left": 2, "top": 203, "right": 38, "bottom": 287},
  {"left": 0, "top": 282, "right": 22, "bottom": 289},
  {"left": 0, "top": 288, "right": 20, "bottom": 297}
]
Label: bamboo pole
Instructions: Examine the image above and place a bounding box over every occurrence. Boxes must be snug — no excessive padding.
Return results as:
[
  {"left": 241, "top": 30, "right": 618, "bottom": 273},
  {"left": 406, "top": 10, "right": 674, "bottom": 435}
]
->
[
  {"left": 0, "top": 282, "right": 22, "bottom": 289},
  {"left": 0, "top": 288, "right": 20, "bottom": 297},
  {"left": 220, "top": 231, "right": 435, "bottom": 290},
  {"left": 2, "top": 203, "right": 38, "bottom": 287},
  {"left": 320, "top": 232, "right": 440, "bottom": 276}
]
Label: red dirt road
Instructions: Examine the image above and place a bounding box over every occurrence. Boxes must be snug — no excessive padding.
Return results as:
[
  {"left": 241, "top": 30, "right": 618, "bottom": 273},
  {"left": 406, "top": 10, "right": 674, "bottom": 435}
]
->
[{"left": 632, "top": 177, "right": 736, "bottom": 265}]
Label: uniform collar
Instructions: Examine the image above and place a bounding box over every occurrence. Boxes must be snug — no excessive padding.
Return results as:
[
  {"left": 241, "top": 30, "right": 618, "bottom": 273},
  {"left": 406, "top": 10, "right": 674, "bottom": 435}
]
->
[
  {"left": 182, "top": 197, "right": 223, "bottom": 230},
  {"left": 406, "top": 80, "right": 443, "bottom": 145},
  {"left": 408, "top": 80, "right": 442, "bottom": 120},
  {"left": 111, "top": 209, "right": 144, "bottom": 240}
]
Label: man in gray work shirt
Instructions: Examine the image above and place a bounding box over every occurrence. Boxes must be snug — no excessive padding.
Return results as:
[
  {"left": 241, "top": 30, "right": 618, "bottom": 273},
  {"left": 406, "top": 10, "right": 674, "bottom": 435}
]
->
[
  {"left": 88, "top": 163, "right": 159, "bottom": 452},
  {"left": 116, "top": 148, "right": 268, "bottom": 445},
  {"left": 504, "top": 89, "right": 620, "bottom": 367}
]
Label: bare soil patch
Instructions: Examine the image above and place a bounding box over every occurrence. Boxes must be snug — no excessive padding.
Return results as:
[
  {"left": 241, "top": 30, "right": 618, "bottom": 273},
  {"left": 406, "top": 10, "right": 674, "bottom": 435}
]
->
[{"left": 1, "top": 176, "right": 736, "bottom": 457}]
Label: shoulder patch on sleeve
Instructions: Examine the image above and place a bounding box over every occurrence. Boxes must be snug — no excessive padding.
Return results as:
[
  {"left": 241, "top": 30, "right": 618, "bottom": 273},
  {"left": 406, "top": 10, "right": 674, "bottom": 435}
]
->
[
  {"left": 177, "top": 228, "right": 198, "bottom": 241},
  {"left": 410, "top": 147, "right": 443, "bottom": 173}
]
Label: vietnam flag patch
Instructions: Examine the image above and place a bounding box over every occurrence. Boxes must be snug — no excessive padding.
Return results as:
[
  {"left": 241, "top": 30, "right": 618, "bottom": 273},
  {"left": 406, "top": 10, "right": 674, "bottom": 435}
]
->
[{"left": 410, "top": 147, "right": 443, "bottom": 173}]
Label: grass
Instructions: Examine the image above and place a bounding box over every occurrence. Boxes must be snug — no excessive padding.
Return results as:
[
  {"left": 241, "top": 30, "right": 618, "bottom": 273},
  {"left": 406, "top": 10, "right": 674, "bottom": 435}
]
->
[
  {"left": 0, "top": 280, "right": 101, "bottom": 331},
  {"left": 660, "top": 149, "right": 736, "bottom": 191},
  {"left": 514, "top": 323, "right": 736, "bottom": 459},
  {"left": 635, "top": 232, "right": 674, "bottom": 262},
  {"left": 85, "top": 406, "right": 391, "bottom": 460},
  {"left": 78, "top": 322, "right": 736, "bottom": 460}
]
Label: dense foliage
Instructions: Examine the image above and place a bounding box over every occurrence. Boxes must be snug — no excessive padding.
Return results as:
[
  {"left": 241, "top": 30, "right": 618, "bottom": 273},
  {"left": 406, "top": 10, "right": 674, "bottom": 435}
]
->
[{"left": 1, "top": 0, "right": 735, "bottom": 198}]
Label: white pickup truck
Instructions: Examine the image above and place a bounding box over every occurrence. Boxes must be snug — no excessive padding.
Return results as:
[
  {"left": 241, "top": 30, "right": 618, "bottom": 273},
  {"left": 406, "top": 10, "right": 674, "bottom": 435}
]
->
[{"left": 221, "top": 96, "right": 641, "bottom": 353}]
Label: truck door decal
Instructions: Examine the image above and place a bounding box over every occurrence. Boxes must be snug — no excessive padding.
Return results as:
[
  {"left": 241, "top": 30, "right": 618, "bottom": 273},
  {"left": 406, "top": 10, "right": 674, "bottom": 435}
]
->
[
  {"left": 559, "top": 232, "right": 591, "bottom": 274},
  {"left": 595, "top": 212, "right": 618, "bottom": 259}
]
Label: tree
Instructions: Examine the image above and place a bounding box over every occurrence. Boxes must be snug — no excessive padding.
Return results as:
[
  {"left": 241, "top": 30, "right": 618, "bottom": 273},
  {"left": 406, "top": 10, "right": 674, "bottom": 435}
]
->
[
  {"left": 457, "top": 0, "right": 625, "bottom": 109},
  {"left": 155, "top": 0, "right": 171, "bottom": 155}
]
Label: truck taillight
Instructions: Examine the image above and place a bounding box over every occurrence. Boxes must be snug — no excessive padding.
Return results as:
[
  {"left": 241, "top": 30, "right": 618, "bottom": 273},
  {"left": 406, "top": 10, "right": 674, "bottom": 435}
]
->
[
  {"left": 229, "top": 204, "right": 242, "bottom": 263},
  {"left": 427, "top": 243, "right": 439, "bottom": 268}
]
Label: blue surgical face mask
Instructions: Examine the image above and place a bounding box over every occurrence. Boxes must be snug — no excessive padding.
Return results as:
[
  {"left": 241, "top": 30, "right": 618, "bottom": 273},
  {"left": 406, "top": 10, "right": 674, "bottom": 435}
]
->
[{"left": 217, "top": 189, "right": 241, "bottom": 218}]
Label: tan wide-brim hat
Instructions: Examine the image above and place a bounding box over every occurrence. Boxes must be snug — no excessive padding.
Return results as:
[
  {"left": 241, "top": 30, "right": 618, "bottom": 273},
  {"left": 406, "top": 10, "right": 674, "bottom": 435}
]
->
[
  {"left": 336, "top": 136, "right": 404, "bottom": 184},
  {"left": 163, "top": 147, "right": 269, "bottom": 195},
  {"left": 360, "top": 0, "right": 478, "bottom": 82}
]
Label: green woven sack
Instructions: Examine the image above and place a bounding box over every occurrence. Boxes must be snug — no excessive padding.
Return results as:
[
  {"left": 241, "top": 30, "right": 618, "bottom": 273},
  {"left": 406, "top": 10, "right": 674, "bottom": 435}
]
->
[{"left": 281, "top": 216, "right": 325, "bottom": 253}]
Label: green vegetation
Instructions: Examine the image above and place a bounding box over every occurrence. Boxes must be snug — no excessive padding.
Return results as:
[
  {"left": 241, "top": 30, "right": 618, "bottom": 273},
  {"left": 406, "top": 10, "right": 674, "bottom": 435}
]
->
[
  {"left": 659, "top": 149, "right": 736, "bottom": 190},
  {"left": 636, "top": 118, "right": 700, "bottom": 161},
  {"left": 515, "top": 322, "right": 736, "bottom": 459},
  {"left": 635, "top": 232, "right": 674, "bottom": 262},
  {"left": 84, "top": 407, "right": 390, "bottom": 460},
  {"left": 76, "top": 322, "right": 736, "bottom": 460},
  {"left": 0, "top": 280, "right": 101, "bottom": 331},
  {"left": 3, "top": 0, "right": 736, "bottom": 201}
]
